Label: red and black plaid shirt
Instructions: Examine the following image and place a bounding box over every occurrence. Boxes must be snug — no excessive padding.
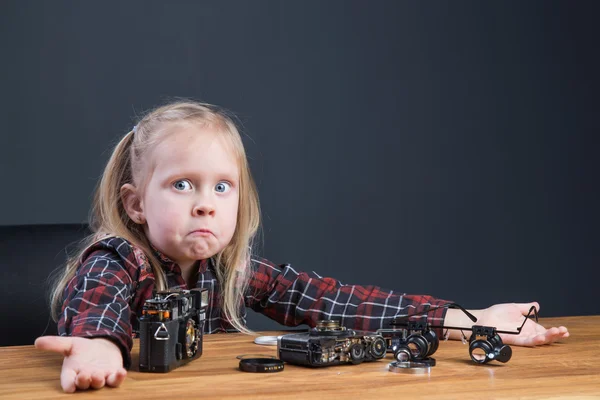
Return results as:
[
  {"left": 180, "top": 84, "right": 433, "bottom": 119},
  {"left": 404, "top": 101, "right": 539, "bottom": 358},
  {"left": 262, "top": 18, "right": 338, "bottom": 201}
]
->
[{"left": 58, "top": 236, "right": 450, "bottom": 368}]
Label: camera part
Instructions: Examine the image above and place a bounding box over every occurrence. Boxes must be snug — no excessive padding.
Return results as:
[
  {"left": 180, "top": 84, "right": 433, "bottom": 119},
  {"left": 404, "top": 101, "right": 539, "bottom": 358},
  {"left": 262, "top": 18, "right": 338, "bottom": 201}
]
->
[
  {"left": 239, "top": 358, "right": 285, "bottom": 373},
  {"left": 139, "top": 288, "right": 209, "bottom": 373},
  {"left": 381, "top": 303, "right": 537, "bottom": 366},
  {"left": 468, "top": 326, "right": 512, "bottom": 364},
  {"left": 236, "top": 354, "right": 277, "bottom": 360},
  {"left": 278, "top": 320, "right": 387, "bottom": 367},
  {"left": 388, "top": 361, "right": 433, "bottom": 374},
  {"left": 254, "top": 335, "right": 280, "bottom": 346},
  {"left": 393, "top": 328, "right": 438, "bottom": 361},
  {"left": 377, "top": 321, "right": 439, "bottom": 365}
]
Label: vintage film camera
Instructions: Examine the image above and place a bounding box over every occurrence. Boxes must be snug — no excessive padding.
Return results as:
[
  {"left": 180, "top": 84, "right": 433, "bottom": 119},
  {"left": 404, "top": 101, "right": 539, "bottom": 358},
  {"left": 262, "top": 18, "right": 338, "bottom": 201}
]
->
[
  {"left": 139, "top": 288, "right": 209, "bottom": 372},
  {"left": 277, "top": 320, "right": 387, "bottom": 367}
]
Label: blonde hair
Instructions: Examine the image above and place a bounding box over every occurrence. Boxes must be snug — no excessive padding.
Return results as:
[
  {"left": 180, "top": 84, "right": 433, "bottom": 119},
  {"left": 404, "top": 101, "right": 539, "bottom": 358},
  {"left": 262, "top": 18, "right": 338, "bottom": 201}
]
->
[{"left": 50, "top": 100, "right": 261, "bottom": 333}]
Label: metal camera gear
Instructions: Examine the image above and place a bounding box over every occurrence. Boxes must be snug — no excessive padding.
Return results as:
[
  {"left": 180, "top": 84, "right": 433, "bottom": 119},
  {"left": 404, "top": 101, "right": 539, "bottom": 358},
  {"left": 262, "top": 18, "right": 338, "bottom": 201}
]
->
[
  {"left": 468, "top": 326, "right": 512, "bottom": 364},
  {"left": 138, "top": 288, "right": 209, "bottom": 373},
  {"left": 277, "top": 320, "right": 387, "bottom": 367}
]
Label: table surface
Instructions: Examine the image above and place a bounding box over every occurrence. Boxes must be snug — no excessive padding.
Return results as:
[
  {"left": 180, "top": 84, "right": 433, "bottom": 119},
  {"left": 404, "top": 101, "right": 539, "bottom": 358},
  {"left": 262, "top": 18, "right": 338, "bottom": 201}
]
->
[{"left": 0, "top": 316, "right": 598, "bottom": 399}]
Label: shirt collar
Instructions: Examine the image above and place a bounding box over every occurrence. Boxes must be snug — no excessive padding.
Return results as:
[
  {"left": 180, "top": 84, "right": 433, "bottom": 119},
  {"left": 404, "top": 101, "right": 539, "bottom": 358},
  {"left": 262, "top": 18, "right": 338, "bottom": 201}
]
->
[{"left": 149, "top": 243, "right": 174, "bottom": 264}]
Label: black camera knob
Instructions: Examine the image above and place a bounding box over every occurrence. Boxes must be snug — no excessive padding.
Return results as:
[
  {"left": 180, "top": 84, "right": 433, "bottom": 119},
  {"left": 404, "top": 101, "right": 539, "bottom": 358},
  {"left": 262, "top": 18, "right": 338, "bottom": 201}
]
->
[{"left": 492, "top": 344, "right": 512, "bottom": 363}]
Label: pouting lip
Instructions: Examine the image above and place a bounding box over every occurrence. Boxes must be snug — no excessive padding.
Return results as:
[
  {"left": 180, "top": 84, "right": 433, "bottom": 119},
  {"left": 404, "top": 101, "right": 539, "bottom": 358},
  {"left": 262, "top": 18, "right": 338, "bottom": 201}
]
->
[{"left": 189, "top": 229, "right": 214, "bottom": 236}]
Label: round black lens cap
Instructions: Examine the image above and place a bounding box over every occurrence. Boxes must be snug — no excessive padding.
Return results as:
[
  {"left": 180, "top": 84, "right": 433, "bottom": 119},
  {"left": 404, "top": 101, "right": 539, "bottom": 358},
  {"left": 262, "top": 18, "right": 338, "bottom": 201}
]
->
[{"left": 239, "top": 358, "right": 284, "bottom": 373}]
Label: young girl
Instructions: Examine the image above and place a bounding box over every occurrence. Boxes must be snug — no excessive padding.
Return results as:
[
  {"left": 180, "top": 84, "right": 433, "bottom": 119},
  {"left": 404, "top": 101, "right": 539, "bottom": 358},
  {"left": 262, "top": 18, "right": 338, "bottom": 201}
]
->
[{"left": 35, "top": 101, "right": 568, "bottom": 393}]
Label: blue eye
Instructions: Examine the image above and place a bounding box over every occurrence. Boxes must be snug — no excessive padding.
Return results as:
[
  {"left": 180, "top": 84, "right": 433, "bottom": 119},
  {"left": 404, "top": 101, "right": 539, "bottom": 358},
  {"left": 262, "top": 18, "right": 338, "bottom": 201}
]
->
[
  {"left": 173, "top": 180, "right": 192, "bottom": 191},
  {"left": 215, "top": 182, "right": 231, "bottom": 193}
]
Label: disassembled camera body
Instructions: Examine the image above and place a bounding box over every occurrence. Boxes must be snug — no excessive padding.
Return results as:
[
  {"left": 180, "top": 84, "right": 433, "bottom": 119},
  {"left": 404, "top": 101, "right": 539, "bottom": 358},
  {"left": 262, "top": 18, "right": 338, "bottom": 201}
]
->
[
  {"left": 278, "top": 320, "right": 387, "bottom": 367},
  {"left": 139, "top": 288, "right": 209, "bottom": 373}
]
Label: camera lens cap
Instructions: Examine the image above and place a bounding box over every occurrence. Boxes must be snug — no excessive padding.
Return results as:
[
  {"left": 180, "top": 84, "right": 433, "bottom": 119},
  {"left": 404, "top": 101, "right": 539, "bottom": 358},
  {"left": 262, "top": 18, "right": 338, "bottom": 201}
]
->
[
  {"left": 388, "top": 360, "right": 434, "bottom": 374},
  {"left": 239, "top": 358, "right": 284, "bottom": 373}
]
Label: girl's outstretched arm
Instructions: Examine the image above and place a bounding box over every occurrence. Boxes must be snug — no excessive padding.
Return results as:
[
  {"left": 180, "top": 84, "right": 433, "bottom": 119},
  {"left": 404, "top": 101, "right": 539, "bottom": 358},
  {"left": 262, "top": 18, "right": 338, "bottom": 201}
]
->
[
  {"left": 247, "top": 258, "right": 568, "bottom": 347},
  {"left": 246, "top": 257, "right": 452, "bottom": 335},
  {"left": 56, "top": 238, "right": 141, "bottom": 369}
]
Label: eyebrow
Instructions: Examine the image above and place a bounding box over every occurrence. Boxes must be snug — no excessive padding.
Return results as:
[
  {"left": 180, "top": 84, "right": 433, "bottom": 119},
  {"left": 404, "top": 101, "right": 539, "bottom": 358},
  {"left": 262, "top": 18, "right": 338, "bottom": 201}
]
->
[{"left": 161, "top": 169, "right": 239, "bottom": 182}]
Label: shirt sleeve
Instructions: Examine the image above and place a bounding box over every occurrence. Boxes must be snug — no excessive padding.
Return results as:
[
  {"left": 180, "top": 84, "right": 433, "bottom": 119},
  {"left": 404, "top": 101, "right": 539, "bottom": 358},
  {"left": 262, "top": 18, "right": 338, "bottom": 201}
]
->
[
  {"left": 57, "top": 247, "right": 137, "bottom": 369},
  {"left": 245, "top": 257, "right": 451, "bottom": 334}
]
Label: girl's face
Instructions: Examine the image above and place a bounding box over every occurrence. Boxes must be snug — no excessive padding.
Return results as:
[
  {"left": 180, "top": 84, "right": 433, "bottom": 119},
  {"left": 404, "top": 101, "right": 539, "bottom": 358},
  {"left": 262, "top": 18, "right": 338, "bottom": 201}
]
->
[{"left": 134, "top": 125, "right": 240, "bottom": 269}]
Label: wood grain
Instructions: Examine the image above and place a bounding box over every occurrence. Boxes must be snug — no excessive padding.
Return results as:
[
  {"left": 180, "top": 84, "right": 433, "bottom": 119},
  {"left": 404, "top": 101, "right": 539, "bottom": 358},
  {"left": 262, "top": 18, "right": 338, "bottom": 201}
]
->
[{"left": 0, "top": 316, "right": 597, "bottom": 399}]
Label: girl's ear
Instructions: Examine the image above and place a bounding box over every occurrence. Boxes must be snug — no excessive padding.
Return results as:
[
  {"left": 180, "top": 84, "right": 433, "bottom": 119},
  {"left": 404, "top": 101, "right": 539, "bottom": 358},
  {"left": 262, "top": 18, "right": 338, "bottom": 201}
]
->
[{"left": 120, "top": 183, "right": 146, "bottom": 224}]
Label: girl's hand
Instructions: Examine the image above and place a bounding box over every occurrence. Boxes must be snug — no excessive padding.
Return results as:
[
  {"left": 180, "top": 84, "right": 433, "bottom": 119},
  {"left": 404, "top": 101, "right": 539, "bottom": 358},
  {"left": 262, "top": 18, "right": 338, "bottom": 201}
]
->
[
  {"left": 34, "top": 336, "right": 127, "bottom": 393},
  {"left": 476, "top": 302, "right": 570, "bottom": 346}
]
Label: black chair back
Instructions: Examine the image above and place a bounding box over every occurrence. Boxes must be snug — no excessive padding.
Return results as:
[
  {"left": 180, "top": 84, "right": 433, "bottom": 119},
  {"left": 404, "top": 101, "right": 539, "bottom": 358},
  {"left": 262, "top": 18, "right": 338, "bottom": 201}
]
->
[{"left": 0, "top": 224, "right": 90, "bottom": 346}]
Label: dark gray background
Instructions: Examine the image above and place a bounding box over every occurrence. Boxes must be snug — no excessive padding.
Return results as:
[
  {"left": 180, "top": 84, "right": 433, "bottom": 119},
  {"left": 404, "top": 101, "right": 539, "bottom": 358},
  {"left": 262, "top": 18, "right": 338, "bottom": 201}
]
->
[{"left": 1, "top": 0, "right": 598, "bottom": 337}]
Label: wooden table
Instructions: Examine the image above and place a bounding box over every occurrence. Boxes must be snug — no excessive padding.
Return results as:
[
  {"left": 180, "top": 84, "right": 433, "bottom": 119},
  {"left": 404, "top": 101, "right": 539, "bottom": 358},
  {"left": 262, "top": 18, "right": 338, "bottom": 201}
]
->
[{"left": 0, "top": 316, "right": 598, "bottom": 399}]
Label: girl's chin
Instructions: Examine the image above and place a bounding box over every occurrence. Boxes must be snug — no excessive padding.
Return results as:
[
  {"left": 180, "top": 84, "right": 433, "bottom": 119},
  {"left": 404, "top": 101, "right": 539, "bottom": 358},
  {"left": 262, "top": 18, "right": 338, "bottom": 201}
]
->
[{"left": 187, "top": 243, "right": 218, "bottom": 259}]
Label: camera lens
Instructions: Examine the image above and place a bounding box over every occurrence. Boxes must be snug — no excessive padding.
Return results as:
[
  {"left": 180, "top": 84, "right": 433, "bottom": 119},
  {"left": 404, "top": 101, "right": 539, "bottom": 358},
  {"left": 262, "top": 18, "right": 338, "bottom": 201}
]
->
[
  {"left": 471, "top": 347, "right": 487, "bottom": 363},
  {"left": 407, "top": 335, "right": 430, "bottom": 359},
  {"left": 469, "top": 340, "right": 491, "bottom": 364},
  {"left": 395, "top": 347, "right": 411, "bottom": 362},
  {"left": 407, "top": 341, "right": 421, "bottom": 358}
]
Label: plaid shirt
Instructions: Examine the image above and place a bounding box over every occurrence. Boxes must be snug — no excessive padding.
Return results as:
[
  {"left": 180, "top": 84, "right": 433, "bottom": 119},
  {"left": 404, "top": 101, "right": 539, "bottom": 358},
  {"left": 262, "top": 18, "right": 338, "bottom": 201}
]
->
[{"left": 59, "top": 236, "right": 450, "bottom": 368}]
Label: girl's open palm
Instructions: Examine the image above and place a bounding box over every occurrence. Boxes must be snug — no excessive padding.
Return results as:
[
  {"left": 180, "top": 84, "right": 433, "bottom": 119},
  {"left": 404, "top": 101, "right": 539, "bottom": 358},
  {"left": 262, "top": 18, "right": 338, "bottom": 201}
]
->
[
  {"left": 476, "top": 302, "right": 569, "bottom": 347},
  {"left": 35, "top": 336, "right": 127, "bottom": 393}
]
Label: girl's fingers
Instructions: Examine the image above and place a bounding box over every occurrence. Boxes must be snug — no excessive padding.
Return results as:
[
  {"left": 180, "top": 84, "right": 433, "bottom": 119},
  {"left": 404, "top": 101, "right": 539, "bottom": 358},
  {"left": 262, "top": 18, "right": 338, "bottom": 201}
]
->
[
  {"left": 90, "top": 370, "right": 106, "bottom": 390},
  {"left": 507, "top": 335, "right": 534, "bottom": 347},
  {"left": 546, "top": 327, "right": 559, "bottom": 336},
  {"left": 501, "top": 332, "right": 534, "bottom": 346},
  {"left": 106, "top": 373, "right": 118, "bottom": 388},
  {"left": 533, "top": 327, "right": 564, "bottom": 345},
  {"left": 535, "top": 333, "right": 548, "bottom": 345},
  {"left": 60, "top": 368, "right": 77, "bottom": 393},
  {"left": 503, "top": 323, "right": 569, "bottom": 347},
  {"left": 541, "top": 331, "right": 554, "bottom": 344},
  {"left": 62, "top": 367, "right": 126, "bottom": 392},
  {"left": 106, "top": 368, "right": 127, "bottom": 388},
  {"left": 75, "top": 370, "right": 92, "bottom": 391},
  {"left": 35, "top": 336, "right": 74, "bottom": 357},
  {"left": 558, "top": 326, "right": 569, "bottom": 335},
  {"left": 504, "top": 329, "right": 549, "bottom": 346},
  {"left": 534, "top": 322, "right": 547, "bottom": 335}
]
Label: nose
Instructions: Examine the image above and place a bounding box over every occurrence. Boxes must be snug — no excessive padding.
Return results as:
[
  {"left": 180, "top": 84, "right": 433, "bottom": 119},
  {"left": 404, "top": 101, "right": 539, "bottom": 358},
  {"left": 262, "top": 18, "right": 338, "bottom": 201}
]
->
[{"left": 192, "top": 197, "right": 216, "bottom": 217}]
